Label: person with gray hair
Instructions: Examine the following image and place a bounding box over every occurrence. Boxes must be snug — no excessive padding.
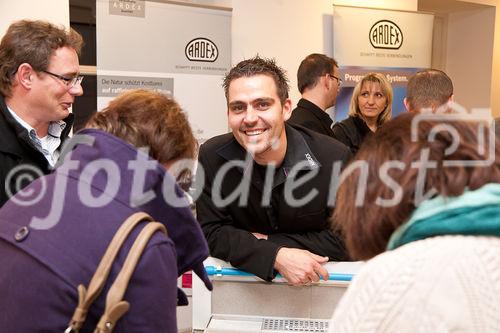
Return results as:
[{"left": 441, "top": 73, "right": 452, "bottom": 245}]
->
[
  {"left": 404, "top": 68, "right": 454, "bottom": 112},
  {"left": 0, "top": 20, "right": 84, "bottom": 207},
  {"left": 288, "top": 53, "right": 341, "bottom": 137}
]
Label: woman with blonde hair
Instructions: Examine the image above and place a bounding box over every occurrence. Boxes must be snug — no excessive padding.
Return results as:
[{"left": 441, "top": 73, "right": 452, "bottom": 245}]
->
[{"left": 332, "top": 72, "right": 393, "bottom": 154}]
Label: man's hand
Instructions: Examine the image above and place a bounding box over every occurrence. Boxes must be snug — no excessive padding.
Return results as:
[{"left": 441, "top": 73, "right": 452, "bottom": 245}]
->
[
  {"left": 252, "top": 232, "right": 268, "bottom": 240},
  {"left": 274, "top": 248, "right": 329, "bottom": 286}
]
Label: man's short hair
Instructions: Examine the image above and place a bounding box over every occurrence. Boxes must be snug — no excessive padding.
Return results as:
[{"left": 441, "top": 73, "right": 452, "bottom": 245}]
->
[
  {"left": 406, "top": 69, "right": 453, "bottom": 112},
  {"left": 0, "top": 20, "right": 83, "bottom": 97},
  {"left": 297, "top": 53, "right": 338, "bottom": 94},
  {"left": 223, "top": 55, "right": 289, "bottom": 104}
]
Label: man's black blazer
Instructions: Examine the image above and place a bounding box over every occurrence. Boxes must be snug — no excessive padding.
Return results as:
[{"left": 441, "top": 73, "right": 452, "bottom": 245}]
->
[{"left": 196, "top": 124, "right": 351, "bottom": 281}]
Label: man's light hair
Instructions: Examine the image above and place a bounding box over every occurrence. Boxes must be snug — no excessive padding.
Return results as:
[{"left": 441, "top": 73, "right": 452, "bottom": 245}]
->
[{"left": 406, "top": 69, "right": 453, "bottom": 112}]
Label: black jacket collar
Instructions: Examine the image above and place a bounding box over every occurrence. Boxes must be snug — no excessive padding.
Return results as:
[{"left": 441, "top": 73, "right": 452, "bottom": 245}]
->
[
  {"left": 216, "top": 124, "right": 320, "bottom": 168},
  {"left": 0, "top": 94, "right": 74, "bottom": 159},
  {"left": 351, "top": 115, "right": 372, "bottom": 137},
  {"left": 281, "top": 123, "right": 321, "bottom": 171},
  {"left": 297, "top": 98, "right": 333, "bottom": 128},
  {"left": 215, "top": 124, "right": 321, "bottom": 188}
]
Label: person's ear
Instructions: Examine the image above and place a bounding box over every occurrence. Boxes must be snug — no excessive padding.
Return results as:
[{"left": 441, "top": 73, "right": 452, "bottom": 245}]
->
[
  {"left": 323, "top": 74, "right": 331, "bottom": 90},
  {"left": 282, "top": 98, "right": 292, "bottom": 121},
  {"left": 403, "top": 97, "right": 411, "bottom": 112},
  {"left": 16, "top": 63, "right": 35, "bottom": 90},
  {"left": 449, "top": 94, "right": 454, "bottom": 102}
]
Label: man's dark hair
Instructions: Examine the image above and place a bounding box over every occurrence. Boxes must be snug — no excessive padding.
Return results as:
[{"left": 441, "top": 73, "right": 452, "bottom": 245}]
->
[
  {"left": 0, "top": 19, "right": 83, "bottom": 97},
  {"left": 223, "top": 55, "right": 289, "bottom": 104},
  {"left": 297, "top": 53, "right": 338, "bottom": 94},
  {"left": 406, "top": 69, "right": 453, "bottom": 112}
]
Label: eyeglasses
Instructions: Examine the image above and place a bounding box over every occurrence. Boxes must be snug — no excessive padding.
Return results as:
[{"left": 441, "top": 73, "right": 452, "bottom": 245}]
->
[
  {"left": 328, "top": 74, "right": 343, "bottom": 87},
  {"left": 42, "top": 70, "right": 84, "bottom": 88}
]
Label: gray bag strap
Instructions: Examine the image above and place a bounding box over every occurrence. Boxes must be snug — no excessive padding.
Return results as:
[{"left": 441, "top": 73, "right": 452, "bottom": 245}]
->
[
  {"left": 65, "top": 212, "right": 161, "bottom": 333},
  {"left": 94, "top": 222, "right": 167, "bottom": 333}
]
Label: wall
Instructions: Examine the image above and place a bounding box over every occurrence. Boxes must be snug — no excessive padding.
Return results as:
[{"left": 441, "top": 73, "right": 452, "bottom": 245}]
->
[
  {"left": 0, "top": 0, "right": 69, "bottom": 36},
  {"left": 492, "top": 3, "right": 500, "bottom": 117},
  {"left": 462, "top": 0, "right": 500, "bottom": 116},
  {"left": 332, "top": 0, "right": 417, "bottom": 11},
  {"left": 0, "top": 0, "right": 497, "bottom": 116},
  {"left": 230, "top": 0, "right": 499, "bottom": 115},
  {"left": 430, "top": 15, "right": 448, "bottom": 70},
  {"left": 445, "top": 6, "right": 495, "bottom": 111},
  {"left": 231, "top": 0, "right": 332, "bottom": 106},
  {"left": 231, "top": 0, "right": 418, "bottom": 107}
]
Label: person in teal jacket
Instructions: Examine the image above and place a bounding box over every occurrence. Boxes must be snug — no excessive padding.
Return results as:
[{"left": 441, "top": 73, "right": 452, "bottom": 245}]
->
[{"left": 330, "top": 112, "right": 500, "bottom": 332}]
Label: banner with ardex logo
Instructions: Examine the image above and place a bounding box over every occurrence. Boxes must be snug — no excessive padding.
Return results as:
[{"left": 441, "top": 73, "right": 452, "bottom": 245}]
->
[
  {"left": 369, "top": 20, "right": 403, "bottom": 50},
  {"left": 332, "top": 5, "right": 433, "bottom": 120},
  {"left": 97, "top": 0, "right": 231, "bottom": 142},
  {"left": 185, "top": 38, "right": 219, "bottom": 63}
]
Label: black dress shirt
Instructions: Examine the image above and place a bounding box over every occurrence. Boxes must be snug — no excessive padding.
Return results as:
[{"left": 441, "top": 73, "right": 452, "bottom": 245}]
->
[
  {"left": 0, "top": 95, "right": 73, "bottom": 207},
  {"left": 196, "top": 124, "right": 351, "bottom": 281},
  {"left": 288, "top": 98, "right": 334, "bottom": 137}
]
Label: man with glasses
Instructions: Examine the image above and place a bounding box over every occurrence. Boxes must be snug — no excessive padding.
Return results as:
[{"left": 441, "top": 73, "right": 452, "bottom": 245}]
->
[
  {"left": 288, "top": 53, "right": 342, "bottom": 137},
  {"left": 0, "top": 20, "right": 83, "bottom": 207}
]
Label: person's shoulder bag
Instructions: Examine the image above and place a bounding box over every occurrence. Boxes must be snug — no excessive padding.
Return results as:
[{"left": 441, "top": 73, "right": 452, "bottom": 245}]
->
[{"left": 64, "top": 212, "right": 167, "bottom": 333}]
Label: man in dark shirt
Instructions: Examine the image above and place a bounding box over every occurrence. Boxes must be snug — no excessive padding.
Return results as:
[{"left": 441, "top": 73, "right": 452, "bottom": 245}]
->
[
  {"left": 196, "top": 56, "right": 351, "bottom": 286},
  {"left": 287, "top": 54, "right": 342, "bottom": 137}
]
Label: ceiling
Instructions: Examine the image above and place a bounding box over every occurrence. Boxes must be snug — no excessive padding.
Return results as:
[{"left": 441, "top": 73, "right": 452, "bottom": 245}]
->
[{"left": 418, "top": 0, "right": 494, "bottom": 14}]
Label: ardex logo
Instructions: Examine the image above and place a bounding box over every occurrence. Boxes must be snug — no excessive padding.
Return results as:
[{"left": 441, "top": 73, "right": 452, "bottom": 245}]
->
[
  {"left": 369, "top": 20, "right": 403, "bottom": 50},
  {"left": 185, "top": 38, "right": 219, "bottom": 62}
]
